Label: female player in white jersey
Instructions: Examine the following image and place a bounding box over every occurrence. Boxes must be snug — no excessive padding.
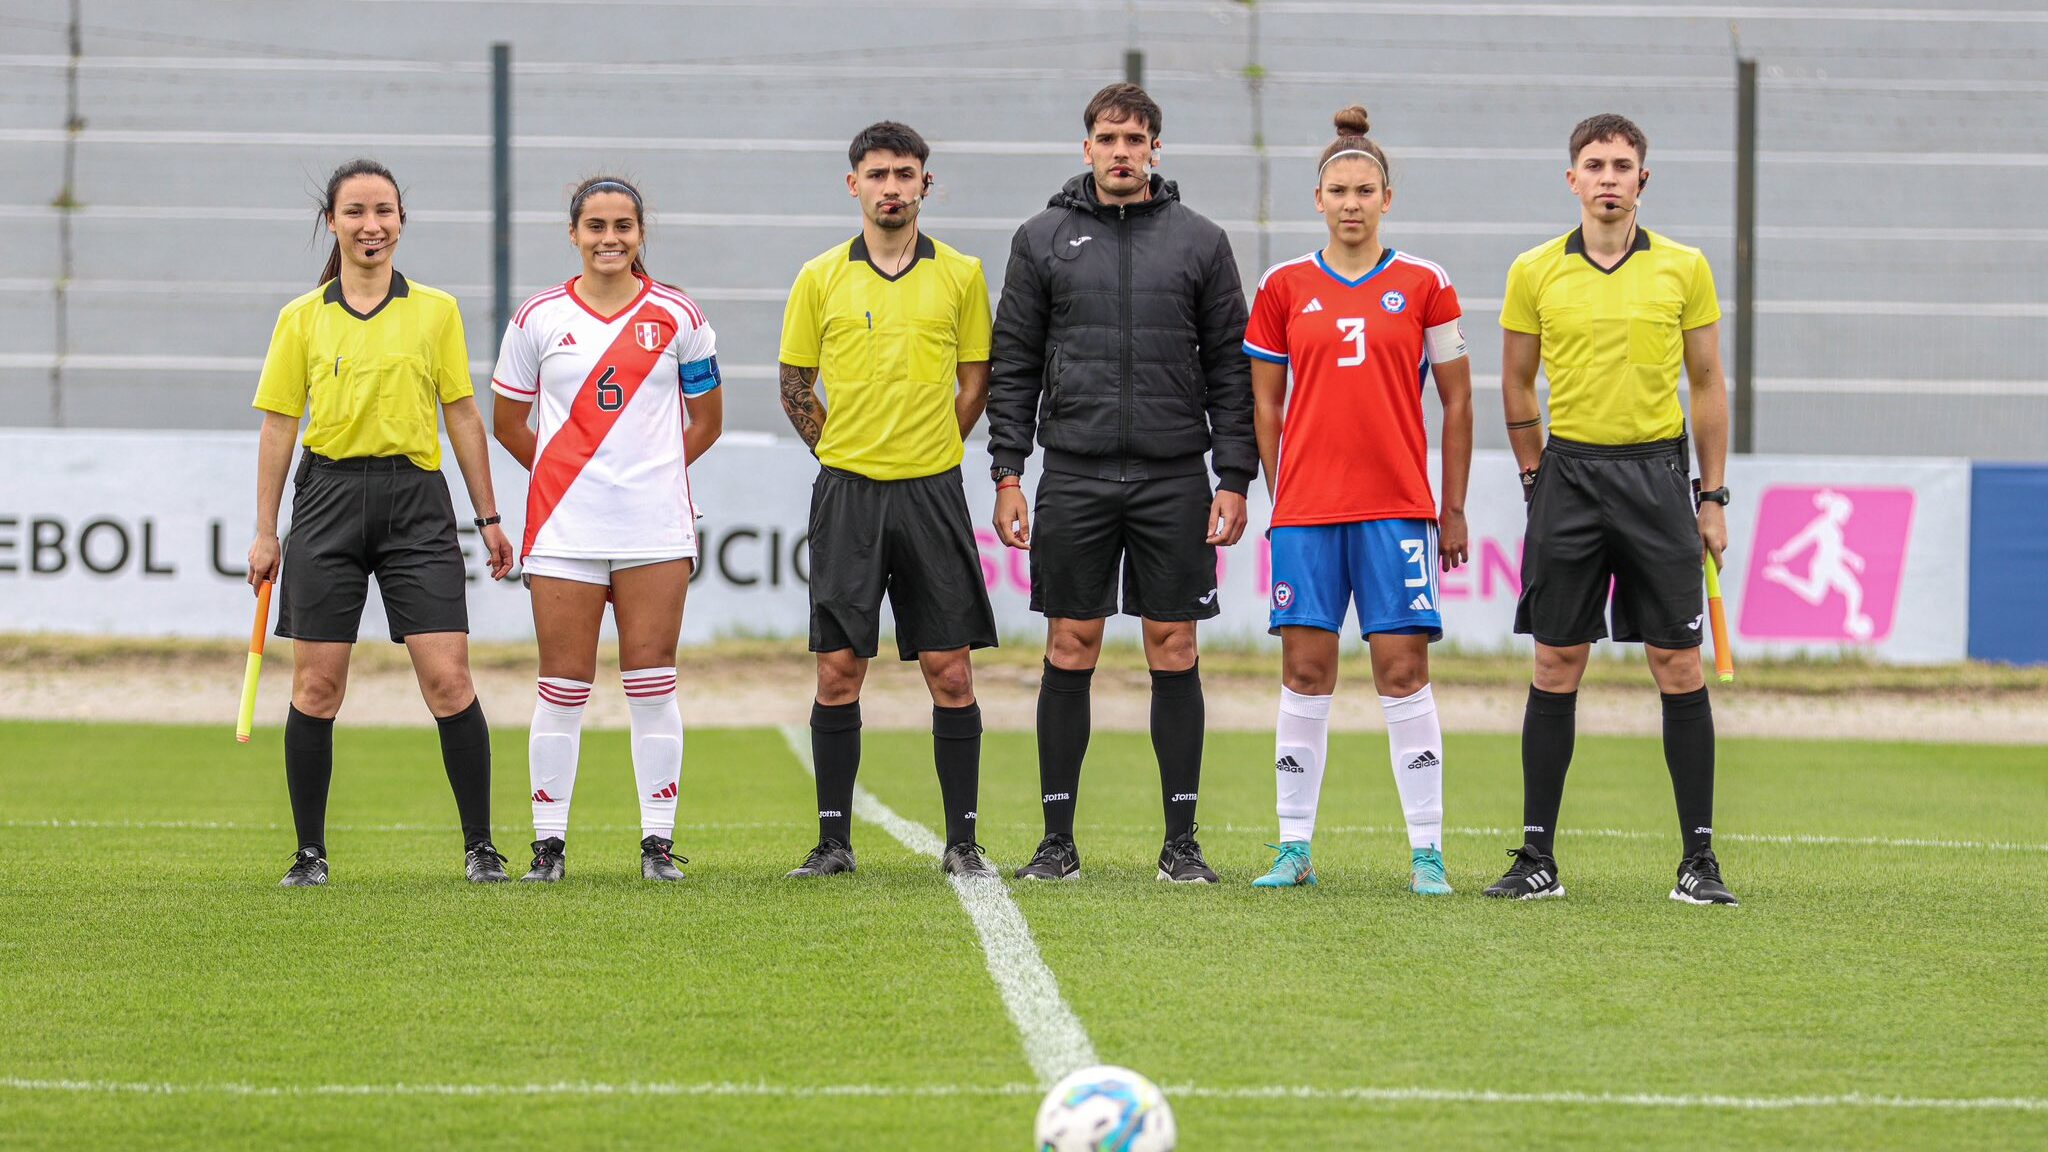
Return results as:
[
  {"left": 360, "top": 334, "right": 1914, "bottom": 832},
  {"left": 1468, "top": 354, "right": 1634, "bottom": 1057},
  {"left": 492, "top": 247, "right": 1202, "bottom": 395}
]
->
[
  {"left": 491, "top": 175, "right": 722, "bottom": 883},
  {"left": 1242, "top": 107, "right": 1474, "bottom": 893}
]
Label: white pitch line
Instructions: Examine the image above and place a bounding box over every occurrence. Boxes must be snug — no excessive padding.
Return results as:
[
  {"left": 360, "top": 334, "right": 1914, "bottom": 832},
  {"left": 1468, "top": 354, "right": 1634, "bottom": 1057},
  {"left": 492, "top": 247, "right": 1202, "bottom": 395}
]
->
[
  {"left": 2, "top": 1077, "right": 2042, "bottom": 1112},
  {"left": 1299, "top": 824, "right": 2048, "bottom": 855},
  {"left": 8, "top": 818, "right": 2041, "bottom": 854},
  {"left": 776, "top": 725, "right": 1095, "bottom": 1088},
  {"left": 0, "top": 819, "right": 805, "bottom": 833}
]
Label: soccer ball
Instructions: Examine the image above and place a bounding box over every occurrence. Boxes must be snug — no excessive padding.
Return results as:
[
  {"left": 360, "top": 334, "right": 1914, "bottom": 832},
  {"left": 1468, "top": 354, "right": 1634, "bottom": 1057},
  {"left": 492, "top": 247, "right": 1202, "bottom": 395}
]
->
[{"left": 1033, "top": 1065, "right": 1176, "bottom": 1152}]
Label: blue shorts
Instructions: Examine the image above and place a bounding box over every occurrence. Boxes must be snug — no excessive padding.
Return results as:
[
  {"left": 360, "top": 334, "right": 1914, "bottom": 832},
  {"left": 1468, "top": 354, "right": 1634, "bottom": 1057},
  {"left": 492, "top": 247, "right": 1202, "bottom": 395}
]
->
[{"left": 1269, "top": 520, "right": 1442, "bottom": 640}]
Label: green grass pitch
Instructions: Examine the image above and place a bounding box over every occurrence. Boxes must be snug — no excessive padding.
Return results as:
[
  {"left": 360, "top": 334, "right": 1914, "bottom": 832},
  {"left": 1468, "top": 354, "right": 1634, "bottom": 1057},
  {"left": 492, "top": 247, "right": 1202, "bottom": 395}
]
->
[{"left": 2, "top": 719, "right": 2044, "bottom": 1149}]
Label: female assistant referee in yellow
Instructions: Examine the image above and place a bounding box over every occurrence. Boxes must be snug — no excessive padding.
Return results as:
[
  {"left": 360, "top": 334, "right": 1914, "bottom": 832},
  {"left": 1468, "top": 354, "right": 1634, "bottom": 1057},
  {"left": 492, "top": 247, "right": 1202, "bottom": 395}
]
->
[{"left": 247, "top": 158, "right": 515, "bottom": 888}]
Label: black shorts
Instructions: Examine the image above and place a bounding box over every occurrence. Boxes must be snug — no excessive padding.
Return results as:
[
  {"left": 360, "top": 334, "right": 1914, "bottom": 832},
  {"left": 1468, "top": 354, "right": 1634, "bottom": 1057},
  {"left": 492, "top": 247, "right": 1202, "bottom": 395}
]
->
[
  {"left": 277, "top": 452, "right": 470, "bottom": 644},
  {"left": 808, "top": 465, "right": 997, "bottom": 661},
  {"left": 1515, "top": 435, "right": 1704, "bottom": 649},
  {"left": 1030, "top": 470, "right": 1220, "bottom": 621}
]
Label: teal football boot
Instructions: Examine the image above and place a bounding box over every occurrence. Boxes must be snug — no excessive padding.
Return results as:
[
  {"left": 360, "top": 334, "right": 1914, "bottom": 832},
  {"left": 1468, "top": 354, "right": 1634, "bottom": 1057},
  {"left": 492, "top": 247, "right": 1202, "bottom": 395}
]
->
[
  {"left": 1409, "top": 846, "right": 1453, "bottom": 895},
  {"left": 1251, "top": 841, "right": 1317, "bottom": 888}
]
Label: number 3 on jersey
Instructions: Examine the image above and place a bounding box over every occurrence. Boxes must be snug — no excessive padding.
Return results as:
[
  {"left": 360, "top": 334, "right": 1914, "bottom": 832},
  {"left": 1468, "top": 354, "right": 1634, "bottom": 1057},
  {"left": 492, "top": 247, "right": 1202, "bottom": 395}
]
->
[
  {"left": 1336, "top": 317, "right": 1367, "bottom": 367},
  {"left": 593, "top": 365, "right": 623, "bottom": 411}
]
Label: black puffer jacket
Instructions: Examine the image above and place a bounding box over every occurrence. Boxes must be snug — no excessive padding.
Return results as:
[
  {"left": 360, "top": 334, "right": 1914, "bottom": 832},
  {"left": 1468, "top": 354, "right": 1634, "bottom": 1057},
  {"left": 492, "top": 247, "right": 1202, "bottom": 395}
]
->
[{"left": 987, "top": 173, "right": 1256, "bottom": 494}]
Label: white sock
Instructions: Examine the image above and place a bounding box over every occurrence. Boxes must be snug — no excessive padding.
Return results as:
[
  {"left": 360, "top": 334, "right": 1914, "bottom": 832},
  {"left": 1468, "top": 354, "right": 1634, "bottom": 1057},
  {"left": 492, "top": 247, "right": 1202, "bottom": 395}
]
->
[
  {"left": 530, "top": 677, "right": 590, "bottom": 841},
  {"left": 1275, "top": 686, "right": 1332, "bottom": 844},
  {"left": 623, "top": 666, "right": 682, "bottom": 840},
  {"left": 1381, "top": 683, "right": 1445, "bottom": 850}
]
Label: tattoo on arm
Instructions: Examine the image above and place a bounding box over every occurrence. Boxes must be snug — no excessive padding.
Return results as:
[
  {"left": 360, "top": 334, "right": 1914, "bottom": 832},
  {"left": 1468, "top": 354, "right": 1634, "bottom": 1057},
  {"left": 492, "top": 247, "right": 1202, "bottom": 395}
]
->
[
  {"left": 778, "top": 362, "right": 824, "bottom": 449},
  {"left": 1506, "top": 416, "right": 1544, "bottom": 431}
]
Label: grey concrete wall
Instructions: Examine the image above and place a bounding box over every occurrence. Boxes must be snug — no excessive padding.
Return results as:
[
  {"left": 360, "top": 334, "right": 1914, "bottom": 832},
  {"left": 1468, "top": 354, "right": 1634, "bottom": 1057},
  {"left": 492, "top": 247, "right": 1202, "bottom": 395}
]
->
[{"left": 3, "top": 0, "right": 2043, "bottom": 458}]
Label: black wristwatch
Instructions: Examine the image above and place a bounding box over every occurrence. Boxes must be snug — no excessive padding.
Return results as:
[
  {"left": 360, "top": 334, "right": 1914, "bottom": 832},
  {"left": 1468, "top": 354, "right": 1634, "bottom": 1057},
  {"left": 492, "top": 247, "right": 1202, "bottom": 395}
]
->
[
  {"left": 1693, "top": 482, "right": 1730, "bottom": 507},
  {"left": 991, "top": 465, "right": 1022, "bottom": 484},
  {"left": 473, "top": 514, "right": 502, "bottom": 528}
]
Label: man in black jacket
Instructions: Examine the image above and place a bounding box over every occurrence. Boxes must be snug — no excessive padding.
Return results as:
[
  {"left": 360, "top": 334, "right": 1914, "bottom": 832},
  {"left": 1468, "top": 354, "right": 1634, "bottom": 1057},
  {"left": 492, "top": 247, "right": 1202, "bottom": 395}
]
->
[{"left": 988, "top": 82, "right": 1255, "bottom": 884}]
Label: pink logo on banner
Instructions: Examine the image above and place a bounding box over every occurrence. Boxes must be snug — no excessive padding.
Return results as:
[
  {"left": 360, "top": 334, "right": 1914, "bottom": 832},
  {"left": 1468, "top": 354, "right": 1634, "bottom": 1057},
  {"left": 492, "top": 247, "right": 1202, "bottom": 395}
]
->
[{"left": 1739, "top": 486, "right": 1915, "bottom": 644}]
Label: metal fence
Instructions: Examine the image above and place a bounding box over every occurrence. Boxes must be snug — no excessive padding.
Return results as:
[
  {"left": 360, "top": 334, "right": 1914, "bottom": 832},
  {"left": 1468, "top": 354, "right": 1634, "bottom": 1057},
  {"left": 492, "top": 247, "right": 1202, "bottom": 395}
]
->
[{"left": 3, "top": 0, "right": 2043, "bottom": 459}]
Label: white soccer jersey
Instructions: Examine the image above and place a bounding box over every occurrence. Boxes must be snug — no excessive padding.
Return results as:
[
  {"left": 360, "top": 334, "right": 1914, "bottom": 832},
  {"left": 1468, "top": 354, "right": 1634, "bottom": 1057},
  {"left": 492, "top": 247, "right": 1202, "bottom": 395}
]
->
[{"left": 492, "top": 276, "right": 719, "bottom": 560}]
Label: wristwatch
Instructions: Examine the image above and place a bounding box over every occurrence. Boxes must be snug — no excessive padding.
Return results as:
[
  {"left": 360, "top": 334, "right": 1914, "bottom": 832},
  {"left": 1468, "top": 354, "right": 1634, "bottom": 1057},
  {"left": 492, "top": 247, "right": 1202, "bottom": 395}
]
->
[
  {"left": 473, "top": 514, "right": 502, "bottom": 528},
  {"left": 991, "top": 465, "right": 1022, "bottom": 484},
  {"left": 1693, "top": 483, "right": 1730, "bottom": 507}
]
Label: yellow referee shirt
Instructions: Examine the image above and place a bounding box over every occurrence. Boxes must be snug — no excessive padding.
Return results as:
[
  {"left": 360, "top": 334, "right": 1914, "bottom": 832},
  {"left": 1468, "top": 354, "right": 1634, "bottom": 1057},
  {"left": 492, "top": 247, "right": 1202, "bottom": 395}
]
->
[
  {"left": 1500, "top": 227, "right": 1719, "bottom": 444},
  {"left": 778, "top": 234, "right": 993, "bottom": 481},
  {"left": 252, "top": 272, "right": 474, "bottom": 471}
]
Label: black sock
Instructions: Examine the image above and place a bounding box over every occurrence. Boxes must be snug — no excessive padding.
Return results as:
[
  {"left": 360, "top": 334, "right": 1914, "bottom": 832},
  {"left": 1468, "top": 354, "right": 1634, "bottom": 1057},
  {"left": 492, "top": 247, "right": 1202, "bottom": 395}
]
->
[
  {"left": 1150, "top": 662, "right": 1204, "bottom": 841},
  {"left": 811, "top": 699, "right": 861, "bottom": 846},
  {"left": 434, "top": 697, "right": 493, "bottom": 849},
  {"left": 1522, "top": 686, "right": 1577, "bottom": 858},
  {"left": 1662, "top": 687, "right": 1716, "bottom": 857},
  {"left": 1036, "top": 661, "right": 1093, "bottom": 838},
  {"left": 283, "top": 706, "right": 334, "bottom": 856},
  {"left": 934, "top": 702, "right": 983, "bottom": 847}
]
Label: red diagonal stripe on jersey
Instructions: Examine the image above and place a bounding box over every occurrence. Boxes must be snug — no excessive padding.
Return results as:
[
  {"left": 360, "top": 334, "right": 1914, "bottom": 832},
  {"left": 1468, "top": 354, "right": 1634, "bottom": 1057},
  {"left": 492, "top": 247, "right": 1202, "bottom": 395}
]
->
[{"left": 522, "top": 304, "right": 678, "bottom": 558}]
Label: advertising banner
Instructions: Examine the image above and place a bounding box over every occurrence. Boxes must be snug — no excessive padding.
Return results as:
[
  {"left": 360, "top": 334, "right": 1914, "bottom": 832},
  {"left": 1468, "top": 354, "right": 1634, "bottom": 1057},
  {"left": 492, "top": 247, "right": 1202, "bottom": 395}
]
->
[{"left": 0, "top": 431, "right": 1970, "bottom": 663}]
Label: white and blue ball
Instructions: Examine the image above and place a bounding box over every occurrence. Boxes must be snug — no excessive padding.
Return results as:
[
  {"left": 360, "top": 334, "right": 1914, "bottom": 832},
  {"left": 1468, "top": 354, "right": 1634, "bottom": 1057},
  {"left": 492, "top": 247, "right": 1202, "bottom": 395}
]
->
[{"left": 1033, "top": 1065, "right": 1176, "bottom": 1152}]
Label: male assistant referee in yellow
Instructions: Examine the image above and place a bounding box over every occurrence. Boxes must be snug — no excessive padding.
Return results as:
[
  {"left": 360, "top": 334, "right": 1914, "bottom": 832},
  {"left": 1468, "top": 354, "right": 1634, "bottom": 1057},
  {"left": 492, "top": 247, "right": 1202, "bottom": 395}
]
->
[
  {"left": 1485, "top": 114, "right": 1738, "bottom": 906},
  {"left": 776, "top": 121, "right": 1000, "bottom": 881}
]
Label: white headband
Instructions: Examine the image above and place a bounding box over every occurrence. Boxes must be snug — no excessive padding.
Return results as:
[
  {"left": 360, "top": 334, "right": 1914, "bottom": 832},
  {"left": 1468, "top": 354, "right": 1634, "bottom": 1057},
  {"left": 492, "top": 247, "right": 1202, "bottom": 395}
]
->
[{"left": 1319, "top": 148, "right": 1385, "bottom": 177}]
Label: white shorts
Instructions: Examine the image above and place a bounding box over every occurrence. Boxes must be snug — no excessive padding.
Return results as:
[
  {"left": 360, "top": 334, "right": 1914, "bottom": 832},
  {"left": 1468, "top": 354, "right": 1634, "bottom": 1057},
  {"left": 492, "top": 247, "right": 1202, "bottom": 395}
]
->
[{"left": 520, "top": 553, "right": 694, "bottom": 588}]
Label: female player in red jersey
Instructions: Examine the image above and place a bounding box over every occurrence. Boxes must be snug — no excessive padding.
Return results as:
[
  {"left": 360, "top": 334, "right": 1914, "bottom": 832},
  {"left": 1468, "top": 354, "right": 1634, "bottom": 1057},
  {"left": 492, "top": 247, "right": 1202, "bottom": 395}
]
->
[
  {"left": 491, "top": 175, "right": 723, "bottom": 883},
  {"left": 1242, "top": 107, "right": 1474, "bottom": 893}
]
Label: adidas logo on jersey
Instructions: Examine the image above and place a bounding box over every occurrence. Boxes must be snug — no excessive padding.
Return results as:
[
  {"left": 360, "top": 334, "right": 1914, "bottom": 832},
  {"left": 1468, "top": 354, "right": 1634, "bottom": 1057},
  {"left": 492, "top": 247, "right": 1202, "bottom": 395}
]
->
[
  {"left": 1404, "top": 750, "right": 1441, "bottom": 772},
  {"left": 557, "top": 332, "right": 577, "bottom": 347},
  {"left": 1300, "top": 297, "right": 1324, "bottom": 313},
  {"left": 1276, "top": 755, "right": 1305, "bottom": 773},
  {"left": 1409, "top": 592, "right": 1434, "bottom": 611}
]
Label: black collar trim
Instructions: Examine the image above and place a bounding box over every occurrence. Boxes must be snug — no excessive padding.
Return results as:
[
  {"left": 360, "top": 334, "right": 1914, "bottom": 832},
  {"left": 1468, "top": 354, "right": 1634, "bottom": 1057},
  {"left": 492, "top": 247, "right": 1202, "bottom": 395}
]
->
[
  {"left": 849, "top": 233, "right": 935, "bottom": 282},
  {"left": 1564, "top": 226, "right": 1650, "bottom": 275},
  {"left": 324, "top": 270, "right": 409, "bottom": 320}
]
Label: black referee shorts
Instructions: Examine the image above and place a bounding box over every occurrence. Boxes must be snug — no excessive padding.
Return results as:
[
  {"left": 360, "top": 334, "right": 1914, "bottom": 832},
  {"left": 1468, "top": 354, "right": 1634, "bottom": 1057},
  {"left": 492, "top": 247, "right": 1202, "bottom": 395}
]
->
[
  {"left": 1515, "top": 435, "right": 1705, "bottom": 650},
  {"left": 808, "top": 465, "right": 998, "bottom": 662},
  {"left": 1030, "top": 470, "right": 1220, "bottom": 622},
  {"left": 277, "top": 452, "right": 470, "bottom": 644}
]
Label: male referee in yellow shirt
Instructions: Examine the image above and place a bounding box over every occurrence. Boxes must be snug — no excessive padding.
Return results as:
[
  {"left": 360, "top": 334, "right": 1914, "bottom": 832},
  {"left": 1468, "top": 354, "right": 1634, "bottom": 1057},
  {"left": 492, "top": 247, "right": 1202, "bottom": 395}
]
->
[
  {"left": 1486, "top": 114, "right": 1738, "bottom": 905},
  {"left": 777, "top": 121, "right": 1000, "bottom": 881}
]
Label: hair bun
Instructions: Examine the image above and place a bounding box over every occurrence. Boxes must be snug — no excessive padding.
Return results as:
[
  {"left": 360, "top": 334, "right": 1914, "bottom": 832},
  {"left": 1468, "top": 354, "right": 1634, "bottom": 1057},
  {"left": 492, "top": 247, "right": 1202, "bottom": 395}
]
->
[{"left": 1333, "top": 105, "right": 1370, "bottom": 136}]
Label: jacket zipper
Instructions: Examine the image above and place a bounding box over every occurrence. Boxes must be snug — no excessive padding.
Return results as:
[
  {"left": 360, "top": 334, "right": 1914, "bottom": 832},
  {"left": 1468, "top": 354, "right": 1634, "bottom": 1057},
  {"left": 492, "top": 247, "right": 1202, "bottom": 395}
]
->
[{"left": 1117, "top": 203, "right": 1131, "bottom": 480}]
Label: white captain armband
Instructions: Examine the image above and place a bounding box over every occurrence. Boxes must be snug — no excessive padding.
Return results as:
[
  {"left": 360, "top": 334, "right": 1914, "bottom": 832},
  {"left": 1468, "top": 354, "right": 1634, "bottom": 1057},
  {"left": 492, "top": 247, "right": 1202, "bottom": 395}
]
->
[
  {"left": 679, "top": 355, "right": 721, "bottom": 396},
  {"left": 1424, "top": 320, "right": 1468, "bottom": 364}
]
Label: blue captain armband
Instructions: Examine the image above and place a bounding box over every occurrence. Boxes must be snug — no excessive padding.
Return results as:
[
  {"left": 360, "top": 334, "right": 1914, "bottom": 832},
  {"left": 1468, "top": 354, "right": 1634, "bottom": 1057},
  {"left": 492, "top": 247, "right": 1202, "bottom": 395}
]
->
[{"left": 680, "top": 355, "right": 721, "bottom": 396}]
